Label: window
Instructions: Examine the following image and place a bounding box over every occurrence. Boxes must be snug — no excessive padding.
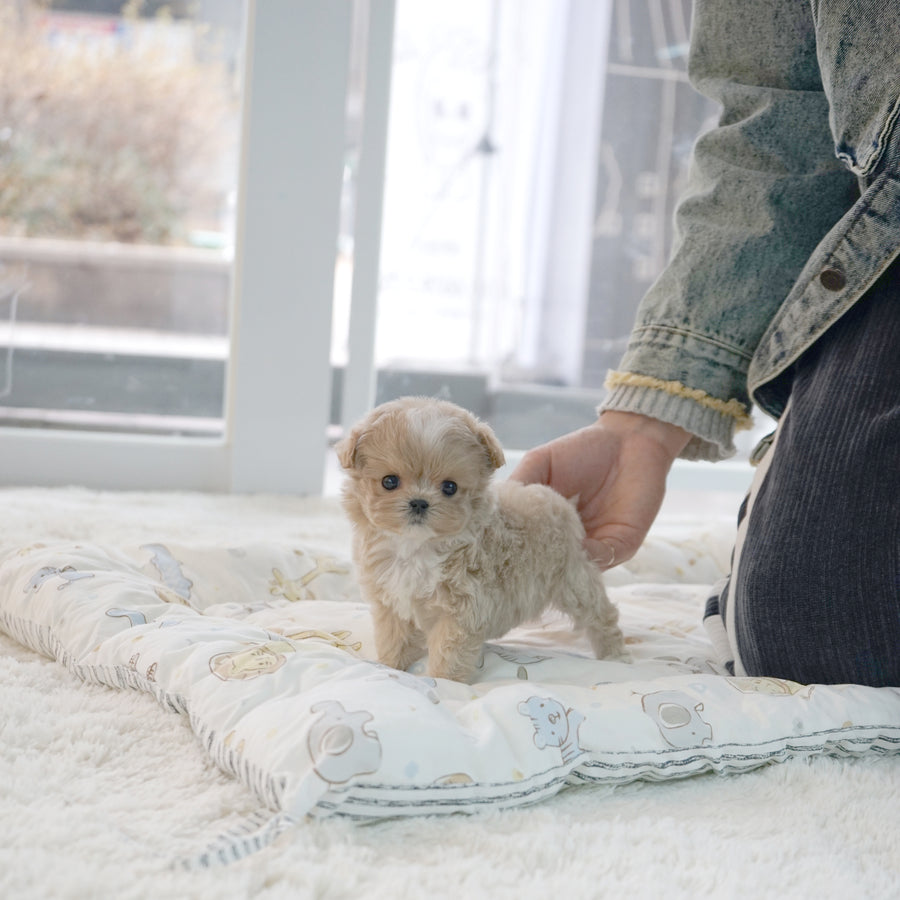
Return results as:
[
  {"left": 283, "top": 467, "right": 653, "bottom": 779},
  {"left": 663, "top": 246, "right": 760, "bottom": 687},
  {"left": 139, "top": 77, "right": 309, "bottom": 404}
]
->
[
  {"left": 0, "top": 0, "right": 243, "bottom": 437},
  {"left": 0, "top": 0, "right": 350, "bottom": 492},
  {"left": 337, "top": 0, "right": 765, "bottom": 489},
  {"left": 1, "top": 1, "right": 762, "bottom": 494}
]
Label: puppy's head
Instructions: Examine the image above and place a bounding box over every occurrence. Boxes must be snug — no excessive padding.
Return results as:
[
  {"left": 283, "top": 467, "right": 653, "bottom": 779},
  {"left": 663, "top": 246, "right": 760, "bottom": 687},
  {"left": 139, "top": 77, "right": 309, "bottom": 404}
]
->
[{"left": 336, "top": 397, "right": 505, "bottom": 539}]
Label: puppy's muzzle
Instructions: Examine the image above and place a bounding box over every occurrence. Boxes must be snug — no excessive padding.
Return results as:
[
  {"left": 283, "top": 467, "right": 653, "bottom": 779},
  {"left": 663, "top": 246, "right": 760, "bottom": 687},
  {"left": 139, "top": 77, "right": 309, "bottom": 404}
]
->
[{"left": 407, "top": 498, "right": 429, "bottom": 523}]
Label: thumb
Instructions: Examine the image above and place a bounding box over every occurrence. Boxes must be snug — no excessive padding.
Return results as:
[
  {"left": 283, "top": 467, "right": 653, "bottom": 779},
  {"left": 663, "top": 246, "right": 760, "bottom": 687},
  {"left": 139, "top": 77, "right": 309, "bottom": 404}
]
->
[
  {"left": 508, "top": 448, "right": 550, "bottom": 486},
  {"left": 583, "top": 528, "right": 645, "bottom": 570}
]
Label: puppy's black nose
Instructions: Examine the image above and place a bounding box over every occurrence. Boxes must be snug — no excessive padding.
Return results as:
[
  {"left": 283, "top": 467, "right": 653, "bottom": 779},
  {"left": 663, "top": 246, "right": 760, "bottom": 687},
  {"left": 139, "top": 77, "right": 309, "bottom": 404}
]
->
[{"left": 408, "top": 498, "right": 429, "bottom": 517}]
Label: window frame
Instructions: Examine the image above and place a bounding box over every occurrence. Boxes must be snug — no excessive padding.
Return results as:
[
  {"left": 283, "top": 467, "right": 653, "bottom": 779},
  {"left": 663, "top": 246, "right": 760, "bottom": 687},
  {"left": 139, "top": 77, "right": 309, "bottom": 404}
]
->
[{"left": 0, "top": 0, "right": 372, "bottom": 494}]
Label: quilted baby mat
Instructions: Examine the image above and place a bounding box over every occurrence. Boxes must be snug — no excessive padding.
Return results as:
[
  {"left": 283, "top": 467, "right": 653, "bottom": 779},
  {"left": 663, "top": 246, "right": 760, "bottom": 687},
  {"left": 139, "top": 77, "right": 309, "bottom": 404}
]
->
[{"left": 2, "top": 539, "right": 900, "bottom": 866}]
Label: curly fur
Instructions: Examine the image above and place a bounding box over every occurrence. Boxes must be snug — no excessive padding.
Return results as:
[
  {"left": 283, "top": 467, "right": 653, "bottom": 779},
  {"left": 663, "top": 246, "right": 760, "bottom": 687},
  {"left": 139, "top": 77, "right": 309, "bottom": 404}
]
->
[{"left": 336, "top": 397, "right": 624, "bottom": 682}]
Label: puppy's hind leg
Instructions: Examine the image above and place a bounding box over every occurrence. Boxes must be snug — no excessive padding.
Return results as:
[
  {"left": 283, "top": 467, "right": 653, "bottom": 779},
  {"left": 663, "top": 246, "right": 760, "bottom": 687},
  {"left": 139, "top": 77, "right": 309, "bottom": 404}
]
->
[
  {"left": 584, "top": 601, "right": 626, "bottom": 660},
  {"left": 565, "top": 568, "right": 626, "bottom": 660},
  {"left": 371, "top": 599, "right": 426, "bottom": 671}
]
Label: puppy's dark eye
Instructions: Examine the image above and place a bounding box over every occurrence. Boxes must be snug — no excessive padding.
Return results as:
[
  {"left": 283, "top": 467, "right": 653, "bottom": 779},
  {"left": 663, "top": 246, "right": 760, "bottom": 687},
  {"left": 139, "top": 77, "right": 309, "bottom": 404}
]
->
[
  {"left": 441, "top": 480, "right": 458, "bottom": 497},
  {"left": 382, "top": 475, "right": 400, "bottom": 491}
]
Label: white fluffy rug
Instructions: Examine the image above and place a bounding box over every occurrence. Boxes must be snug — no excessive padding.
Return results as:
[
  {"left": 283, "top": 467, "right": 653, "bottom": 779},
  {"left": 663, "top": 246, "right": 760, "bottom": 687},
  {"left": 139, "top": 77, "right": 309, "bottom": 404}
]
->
[{"left": 2, "top": 487, "right": 899, "bottom": 900}]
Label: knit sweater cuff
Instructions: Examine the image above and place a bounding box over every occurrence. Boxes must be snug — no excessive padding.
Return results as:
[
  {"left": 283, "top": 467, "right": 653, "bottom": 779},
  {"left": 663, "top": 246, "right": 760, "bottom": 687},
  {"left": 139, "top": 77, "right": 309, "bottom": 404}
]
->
[{"left": 599, "top": 371, "right": 753, "bottom": 462}]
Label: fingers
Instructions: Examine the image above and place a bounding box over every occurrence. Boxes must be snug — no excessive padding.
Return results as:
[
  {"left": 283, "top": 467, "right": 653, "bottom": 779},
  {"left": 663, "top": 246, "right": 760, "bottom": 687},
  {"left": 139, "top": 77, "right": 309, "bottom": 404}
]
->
[
  {"left": 584, "top": 538, "right": 618, "bottom": 569},
  {"left": 510, "top": 415, "right": 676, "bottom": 572},
  {"left": 584, "top": 532, "right": 644, "bottom": 570}
]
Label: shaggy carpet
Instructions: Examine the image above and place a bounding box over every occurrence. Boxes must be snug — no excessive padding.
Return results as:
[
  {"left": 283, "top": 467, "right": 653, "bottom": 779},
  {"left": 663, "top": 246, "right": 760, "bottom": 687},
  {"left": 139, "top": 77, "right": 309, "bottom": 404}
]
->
[{"left": 1, "top": 487, "right": 898, "bottom": 900}]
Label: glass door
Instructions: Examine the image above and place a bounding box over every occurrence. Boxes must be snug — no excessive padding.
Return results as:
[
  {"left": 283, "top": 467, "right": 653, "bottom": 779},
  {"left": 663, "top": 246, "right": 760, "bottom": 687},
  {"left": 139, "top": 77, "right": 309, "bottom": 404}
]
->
[
  {"left": 0, "top": 0, "right": 244, "bottom": 437},
  {"left": 0, "top": 0, "right": 354, "bottom": 493}
]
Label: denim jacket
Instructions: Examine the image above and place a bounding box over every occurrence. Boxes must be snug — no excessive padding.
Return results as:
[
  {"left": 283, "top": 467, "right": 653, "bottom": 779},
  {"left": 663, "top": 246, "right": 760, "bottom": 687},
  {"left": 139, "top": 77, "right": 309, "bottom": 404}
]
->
[{"left": 601, "top": 0, "right": 900, "bottom": 461}]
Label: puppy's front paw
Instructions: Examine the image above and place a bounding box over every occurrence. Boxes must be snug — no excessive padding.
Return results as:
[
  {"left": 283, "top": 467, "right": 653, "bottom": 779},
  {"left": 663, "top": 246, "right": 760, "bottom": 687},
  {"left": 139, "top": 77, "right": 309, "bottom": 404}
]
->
[
  {"left": 425, "top": 617, "right": 483, "bottom": 683},
  {"left": 381, "top": 643, "right": 426, "bottom": 673},
  {"left": 426, "top": 657, "right": 477, "bottom": 684},
  {"left": 377, "top": 631, "right": 426, "bottom": 672},
  {"left": 371, "top": 601, "right": 425, "bottom": 671}
]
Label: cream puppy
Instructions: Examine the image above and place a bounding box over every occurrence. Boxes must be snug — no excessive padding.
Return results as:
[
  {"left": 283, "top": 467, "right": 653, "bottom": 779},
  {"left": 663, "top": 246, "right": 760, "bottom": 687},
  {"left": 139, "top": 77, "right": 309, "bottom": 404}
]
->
[{"left": 336, "top": 397, "right": 624, "bottom": 683}]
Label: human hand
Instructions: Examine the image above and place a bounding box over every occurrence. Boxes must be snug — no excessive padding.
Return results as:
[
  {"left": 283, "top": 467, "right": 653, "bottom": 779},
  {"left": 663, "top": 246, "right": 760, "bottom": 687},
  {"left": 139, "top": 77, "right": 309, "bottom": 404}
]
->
[{"left": 509, "top": 411, "right": 691, "bottom": 569}]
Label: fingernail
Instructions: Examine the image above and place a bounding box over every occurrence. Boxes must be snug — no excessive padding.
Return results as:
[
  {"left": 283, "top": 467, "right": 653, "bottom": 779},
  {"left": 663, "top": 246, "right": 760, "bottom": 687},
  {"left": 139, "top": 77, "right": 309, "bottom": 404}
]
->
[{"left": 596, "top": 541, "right": 616, "bottom": 568}]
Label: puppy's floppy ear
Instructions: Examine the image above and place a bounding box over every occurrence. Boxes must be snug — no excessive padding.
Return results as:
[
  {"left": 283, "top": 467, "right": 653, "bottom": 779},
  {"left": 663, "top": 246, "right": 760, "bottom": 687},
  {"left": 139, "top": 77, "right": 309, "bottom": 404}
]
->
[
  {"left": 335, "top": 402, "right": 393, "bottom": 470},
  {"left": 474, "top": 419, "right": 505, "bottom": 470},
  {"left": 335, "top": 424, "right": 365, "bottom": 470}
]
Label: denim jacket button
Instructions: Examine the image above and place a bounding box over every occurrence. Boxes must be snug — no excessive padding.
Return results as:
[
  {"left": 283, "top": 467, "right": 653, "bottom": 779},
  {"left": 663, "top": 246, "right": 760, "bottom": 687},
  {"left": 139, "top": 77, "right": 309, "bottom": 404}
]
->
[{"left": 819, "top": 267, "right": 847, "bottom": 291}]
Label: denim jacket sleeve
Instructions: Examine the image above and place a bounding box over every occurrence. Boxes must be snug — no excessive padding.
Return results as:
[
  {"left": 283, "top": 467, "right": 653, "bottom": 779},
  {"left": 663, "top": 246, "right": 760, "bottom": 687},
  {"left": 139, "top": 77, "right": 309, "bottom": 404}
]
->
[{"left": 601, "top": 0, "right": 860, "bottom": 460}]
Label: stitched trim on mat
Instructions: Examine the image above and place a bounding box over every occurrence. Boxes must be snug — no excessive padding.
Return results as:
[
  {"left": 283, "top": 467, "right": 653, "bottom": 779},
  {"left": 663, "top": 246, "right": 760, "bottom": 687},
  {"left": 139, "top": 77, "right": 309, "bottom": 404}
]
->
[{"left": 605, "top": 371, "right": 753, "bottom": 430}]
